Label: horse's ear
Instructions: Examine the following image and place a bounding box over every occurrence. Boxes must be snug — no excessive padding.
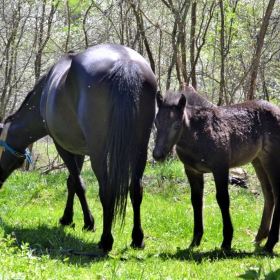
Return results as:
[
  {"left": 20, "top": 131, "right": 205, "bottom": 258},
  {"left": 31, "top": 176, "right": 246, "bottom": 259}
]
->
[
  {"left": 156, "top": 91, "right": 163, "bottom": 108},
  {"left": 178, "top": 94, "right": 186, "bottom": 111}
]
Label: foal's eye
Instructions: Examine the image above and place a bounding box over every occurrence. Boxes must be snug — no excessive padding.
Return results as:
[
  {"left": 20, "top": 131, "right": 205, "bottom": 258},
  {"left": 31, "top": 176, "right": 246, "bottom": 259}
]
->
[{"left": 173, "top": 121, "right": 181, "bottom": 130}]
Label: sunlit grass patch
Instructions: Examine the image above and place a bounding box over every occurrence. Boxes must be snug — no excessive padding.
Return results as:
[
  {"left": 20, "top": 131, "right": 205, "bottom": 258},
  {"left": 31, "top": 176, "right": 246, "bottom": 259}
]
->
[{"left": 0, "top": 159, "right": 280, "bottom": 279}]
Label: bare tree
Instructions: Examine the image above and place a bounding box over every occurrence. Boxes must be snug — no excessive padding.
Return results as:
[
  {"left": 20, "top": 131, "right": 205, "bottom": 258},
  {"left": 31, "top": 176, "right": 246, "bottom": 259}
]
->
[
  {"left": 189, "top": 1, "right": 216, "bottom": 91},
  {"left": 247, "top": 0, "right": 276, "bottom": 100},
  {"left": 0, "top": 1, "right": 34, "bottom": 121},
  {"left": 161, "top": 0, "right": 191, "bottom": 90},
  {"left": 34, "top": 0, "right": 58, "bottom": 82},
  {"left": 129, "top": 0, "right": 155, "bottom": 72}
]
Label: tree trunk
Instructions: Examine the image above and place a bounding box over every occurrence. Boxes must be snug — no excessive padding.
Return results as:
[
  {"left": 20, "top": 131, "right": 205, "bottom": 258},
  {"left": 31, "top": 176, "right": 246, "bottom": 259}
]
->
[
  {"left": 130, "top": 1, "right": 156, "bottom": 73},
  {"left": 247, "top": 0, "right": 276, "bottom": 100},
  {"left": 218, "top": 0, "right": 226, "bottom": 105},
  {"left": 190, "top": 2, "right": 197, "bottom": 89}
]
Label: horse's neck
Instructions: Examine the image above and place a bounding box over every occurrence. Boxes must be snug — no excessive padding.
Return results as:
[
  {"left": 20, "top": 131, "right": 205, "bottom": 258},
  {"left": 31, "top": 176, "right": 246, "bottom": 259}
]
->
[{"left": 7, "top": 92, "right": 47, "bottom": 150}]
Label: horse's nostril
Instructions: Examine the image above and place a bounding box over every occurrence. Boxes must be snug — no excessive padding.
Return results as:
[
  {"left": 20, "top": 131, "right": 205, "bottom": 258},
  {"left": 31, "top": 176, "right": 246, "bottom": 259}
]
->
[{"left": 153, "top": 148, "right": 165, "bottom": 161}]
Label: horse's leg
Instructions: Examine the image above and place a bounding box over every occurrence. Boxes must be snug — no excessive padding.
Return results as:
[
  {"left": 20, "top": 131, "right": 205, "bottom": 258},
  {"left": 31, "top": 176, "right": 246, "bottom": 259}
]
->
[
  {"left": 129, "top": 149, "right": 147, "bottom": 249},
  {"left": 251, "top": 158, "right": 274, "bottom": 245},
  {"left": 213, "top": 169, "right": 233, "bottom": 250},
  {"left": 55, "top": 144, "right": 95, "bottom": 231},
  {"left": 97, "top": 172, "right": 114, "bottom": 252},
  {"left": 89, "top": 153, "right": 114, "bottom": 252},
  {"left": 185, "top": 169, "right": 204, "bottom": 248}
]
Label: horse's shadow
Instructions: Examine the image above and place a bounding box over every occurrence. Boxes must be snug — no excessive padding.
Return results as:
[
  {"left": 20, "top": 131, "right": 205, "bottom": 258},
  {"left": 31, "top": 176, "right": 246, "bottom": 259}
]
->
[
  {"left": 2, "top": 223, "right": 107, "bottom": 263},
  {"left": 156, "top": 247, "right": 278, "bottom": 263},
  {"left": 154, "top": 247, "right": 280, "bottom": 278}
]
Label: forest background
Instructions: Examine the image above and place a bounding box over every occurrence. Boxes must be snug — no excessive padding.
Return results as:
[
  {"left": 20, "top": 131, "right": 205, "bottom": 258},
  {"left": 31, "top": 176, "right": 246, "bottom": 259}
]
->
[{"left": 0, "top": 0, "right": 279, "bottom": 122}]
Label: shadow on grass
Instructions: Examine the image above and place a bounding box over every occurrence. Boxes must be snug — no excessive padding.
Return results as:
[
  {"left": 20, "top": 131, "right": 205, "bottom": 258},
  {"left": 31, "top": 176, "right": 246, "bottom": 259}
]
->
[
  {"left": 264, "top": 269, "right": 280, "bottom": 279},
  {"left": 2, "top": 223, "right": 107, "bottom": 264},
  {"left": 238, "top": 267, "right": 280, "bottom": 279},
  {"left": 157, "top": 247, "right": 278, "bottom": 263}
]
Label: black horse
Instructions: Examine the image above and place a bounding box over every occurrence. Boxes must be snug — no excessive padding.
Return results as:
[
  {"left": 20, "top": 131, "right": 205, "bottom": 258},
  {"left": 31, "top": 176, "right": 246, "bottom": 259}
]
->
[
  {"left": 153, "top": 85, "right": 280, "bottom": 253},
  {"left": 0, "top": 43, "right": 157, "bottom": 252}
]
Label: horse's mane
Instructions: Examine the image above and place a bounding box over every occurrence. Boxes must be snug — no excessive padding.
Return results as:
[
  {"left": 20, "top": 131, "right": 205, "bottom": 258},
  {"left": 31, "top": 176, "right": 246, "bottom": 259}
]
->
[
  {"left": 164, "top": 87, "right": 216, "bottom": 109},
  {"left": 4, "top": 73, "right": 48, "bottom": 124}
]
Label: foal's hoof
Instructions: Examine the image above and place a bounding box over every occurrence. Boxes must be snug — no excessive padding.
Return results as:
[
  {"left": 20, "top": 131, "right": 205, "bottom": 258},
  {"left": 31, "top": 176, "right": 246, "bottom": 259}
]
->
[
  {"left": 189, "top": 236, "right": 202, "bottom": 248},
  {"left": 189, "top": 241, "right": 199, "bottom": 249},
  {"left": 221, "top": 244, "right": 231, "bottom": 251},
  {"left": 252, "top": 238, "right": 263, "bottom": 246},
  {"left": 131, "top": 240, "right": 145, "bottom": 250},
  {"left": 59, "top": 217, "right": 74, "bottom": 227},
  {"left": 263, "top": 244, "right": 273, "bottom": 254}
]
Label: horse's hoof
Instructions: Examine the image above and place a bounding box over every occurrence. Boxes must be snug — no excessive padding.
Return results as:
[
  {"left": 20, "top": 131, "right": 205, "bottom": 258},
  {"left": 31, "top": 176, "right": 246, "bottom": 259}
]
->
[
  {"left": 131, "top": 241, "right": 145, "bottom": 250},
  {"left": 82, "top": 224, "right": 96, "bottom": 232},
  {"left": 98, "top": 241, "right": 112, "bottom": 253}
]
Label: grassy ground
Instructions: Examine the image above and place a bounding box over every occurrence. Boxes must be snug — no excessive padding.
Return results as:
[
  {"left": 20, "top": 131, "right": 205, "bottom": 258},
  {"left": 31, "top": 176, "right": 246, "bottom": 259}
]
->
[{"left": 0, "top": 158, "right": 280, "bottom": 279}]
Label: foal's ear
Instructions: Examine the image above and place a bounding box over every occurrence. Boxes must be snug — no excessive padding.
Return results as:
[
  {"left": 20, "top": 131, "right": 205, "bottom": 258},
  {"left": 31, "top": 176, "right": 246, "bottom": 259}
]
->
[
  {"left": 156, "top": 91, "right": 163, "bottom": 108},
  {"left": 178, "top": 94, "right": 186, "bottom": 111}
]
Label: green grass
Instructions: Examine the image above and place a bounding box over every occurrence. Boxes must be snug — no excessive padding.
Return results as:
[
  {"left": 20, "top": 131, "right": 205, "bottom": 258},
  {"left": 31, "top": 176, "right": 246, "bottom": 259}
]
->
[{"left": 0, "top": 159, "right": 280, "bottom": 279}]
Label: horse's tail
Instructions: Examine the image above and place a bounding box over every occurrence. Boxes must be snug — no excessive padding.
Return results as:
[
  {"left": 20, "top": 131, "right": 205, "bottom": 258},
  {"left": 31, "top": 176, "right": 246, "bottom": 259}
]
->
[{"left": 105, "top": 60, "right": 143, "bottom": 225}]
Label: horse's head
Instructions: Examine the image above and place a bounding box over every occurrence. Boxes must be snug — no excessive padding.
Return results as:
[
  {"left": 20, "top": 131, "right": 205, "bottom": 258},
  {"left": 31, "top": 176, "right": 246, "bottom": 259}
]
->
[
  {"left": 0, "top": 123, "right": 28, "bottom": 188},
  {"left": 153, "top": 91, "right": 186, "bottom": 162}
]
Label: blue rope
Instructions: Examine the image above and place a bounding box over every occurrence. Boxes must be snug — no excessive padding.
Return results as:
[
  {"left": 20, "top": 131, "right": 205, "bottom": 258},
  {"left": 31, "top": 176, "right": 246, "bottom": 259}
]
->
[{"left": 0, "top": 139, "right": 33, "bottom": 164}]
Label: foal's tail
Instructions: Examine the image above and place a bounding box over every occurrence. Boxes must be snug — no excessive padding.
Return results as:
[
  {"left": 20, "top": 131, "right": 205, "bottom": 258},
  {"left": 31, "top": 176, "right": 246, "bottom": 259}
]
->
[{"left": 105, "top": 60, "right": 143, "bottom": 224}]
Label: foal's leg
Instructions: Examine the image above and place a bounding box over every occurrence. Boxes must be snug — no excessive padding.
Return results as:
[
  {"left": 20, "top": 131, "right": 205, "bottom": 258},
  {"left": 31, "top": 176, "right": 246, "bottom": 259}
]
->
[
  {"left": 261, "top": 162, "right": 280, "bottom": 253},
  {"left": 213, "top": 169, "right": 233, "bottom": 250},
  {"left": 251, "top": 158, "right": 274, "bottom": 245},
  {"left": 130, "top": 149, "right": 147, "bottom": 249},
  {"left": 55, "top": 144, "right": 95, "bottom": 231},
  {"left": 185, "top": 169, "right": 204, "bottom": 248}
]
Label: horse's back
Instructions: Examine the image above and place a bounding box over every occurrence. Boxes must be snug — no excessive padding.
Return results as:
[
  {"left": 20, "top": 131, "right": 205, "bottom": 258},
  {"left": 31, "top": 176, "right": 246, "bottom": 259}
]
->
[
  {"left": 41, "top": 43, "right": 157, "bottom": 155},
  {"left": 69, "top": 43, "right": 157, "bottom": 147}
]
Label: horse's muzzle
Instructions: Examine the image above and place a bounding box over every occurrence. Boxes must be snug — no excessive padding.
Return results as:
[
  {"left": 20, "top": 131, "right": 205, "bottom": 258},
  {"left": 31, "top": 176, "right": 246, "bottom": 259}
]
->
[{"left": 153, "top": 147, "right": 166, "bottom": 162}]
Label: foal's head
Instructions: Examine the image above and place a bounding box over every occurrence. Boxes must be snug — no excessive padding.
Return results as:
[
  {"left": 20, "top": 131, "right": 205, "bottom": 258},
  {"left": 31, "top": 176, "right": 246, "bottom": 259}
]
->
[{"left": 153, "top": 91, "right": 186, "bottom": 162}]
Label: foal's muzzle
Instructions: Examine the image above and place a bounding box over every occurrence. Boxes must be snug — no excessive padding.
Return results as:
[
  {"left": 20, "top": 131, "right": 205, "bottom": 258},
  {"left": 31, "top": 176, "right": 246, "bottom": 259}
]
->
[{"left": 153, "top": 147, "right": 166, "bottom": 162}]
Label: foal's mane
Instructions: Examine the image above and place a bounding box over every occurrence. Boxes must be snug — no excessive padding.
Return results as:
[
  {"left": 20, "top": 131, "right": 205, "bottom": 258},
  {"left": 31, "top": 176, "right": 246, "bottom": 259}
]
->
[
  {"left": 4, "top": 73, "right": 48, "bottom": 124},
  {"left": 165, "top": 88, "right": 215, "bottom": 109}
]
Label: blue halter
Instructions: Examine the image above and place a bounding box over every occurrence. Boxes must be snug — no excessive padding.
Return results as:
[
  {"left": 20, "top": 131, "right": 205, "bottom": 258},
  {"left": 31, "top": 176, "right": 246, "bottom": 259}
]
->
[{"left": 0, "top": 139, "right": 33, "bottom": 164}]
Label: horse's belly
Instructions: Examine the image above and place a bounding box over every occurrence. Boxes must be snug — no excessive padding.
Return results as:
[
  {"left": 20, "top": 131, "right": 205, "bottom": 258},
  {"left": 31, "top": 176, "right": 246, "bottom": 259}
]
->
[
  {"left": 53, "top": 133, "right": 89, "bottom": 155},
  {"left": 46, "top": 113, "right": 89, "bottom": 155}
]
